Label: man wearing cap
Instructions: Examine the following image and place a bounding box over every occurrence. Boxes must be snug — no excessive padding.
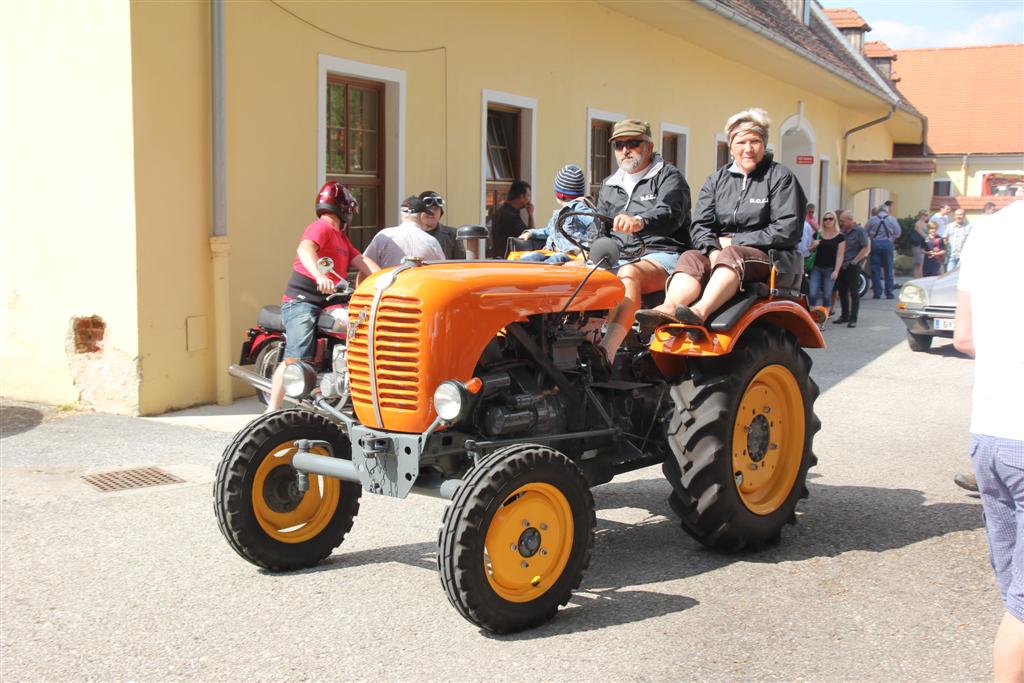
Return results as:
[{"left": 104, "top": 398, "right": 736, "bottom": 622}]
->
[
  {"left": 596, "top": 118, "right": 691, "bottom": 360},
  {"left": 418, "top": 190, "right": 466, "bottom": 260},
  {"left": 364, "top": 195, "right": 446, "bottom": 269}
]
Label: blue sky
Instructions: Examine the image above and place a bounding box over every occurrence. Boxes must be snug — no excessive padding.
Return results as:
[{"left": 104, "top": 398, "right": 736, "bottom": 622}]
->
[{"left": 818, "top": 0, "right": 1024, "bottom": 49}]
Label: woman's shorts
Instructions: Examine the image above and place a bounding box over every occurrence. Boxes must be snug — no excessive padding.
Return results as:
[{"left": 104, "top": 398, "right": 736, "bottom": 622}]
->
[
  {"left": 615, "top": 251, "right": 679, "bottom": 274},
  {"left": 668, "top": 245, "right": 771, "bottom": 289},
  {"left": 912, "top": 246, "right": 925, "bottom": 265}
]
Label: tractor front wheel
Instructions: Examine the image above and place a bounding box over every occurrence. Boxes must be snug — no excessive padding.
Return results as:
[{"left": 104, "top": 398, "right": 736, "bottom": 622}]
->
[
  {"left": 214, "top": 409, "right": 361, "bottom": 570},
  {"left": 438, "top": 444, "right": 594, "bottom": 634},
  {"left": 662, "top": 325, "right": 820, "bottom": 551}
]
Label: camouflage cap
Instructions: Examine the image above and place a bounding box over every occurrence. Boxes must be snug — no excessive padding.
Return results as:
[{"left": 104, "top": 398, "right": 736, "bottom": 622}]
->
[{"left": 610, "top": 118, "right": 652, "bottom": 141}]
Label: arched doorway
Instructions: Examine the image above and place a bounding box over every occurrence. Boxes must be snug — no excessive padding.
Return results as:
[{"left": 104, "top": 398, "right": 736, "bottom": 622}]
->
[
  {"left": 849, "top": 187, "right": 892, "bottom": 226},
  {"left": 778, "top": 115, "right": 815, "bottom": 203}
]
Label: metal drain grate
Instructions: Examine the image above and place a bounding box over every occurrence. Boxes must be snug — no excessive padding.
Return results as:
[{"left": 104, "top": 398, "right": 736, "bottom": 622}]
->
[{"left": 82, "top": 467, "right": 184, "bottom": 492}]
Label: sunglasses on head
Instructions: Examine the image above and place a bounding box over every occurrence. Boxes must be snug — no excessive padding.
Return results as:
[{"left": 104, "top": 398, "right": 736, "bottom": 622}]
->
[
  {"left": 613, "top": 139, "right": 644, "bottom": 151},
  {"left": 422, "top": 195, "right": 445, "bottom": 209}
]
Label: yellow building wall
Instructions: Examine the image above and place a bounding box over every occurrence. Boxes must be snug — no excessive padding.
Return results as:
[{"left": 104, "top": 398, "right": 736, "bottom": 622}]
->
[
  {"left": 220, "top": 0, "right": 896, "bottom": 368},
  {"left": 847, "top": 172, "right": 933, "bottom": 220},
  {"left": 1, "top": 0, "right": 141, "bottom": 413},
  {"left": 129, "top": 1, "right": 216, "bottom": 414}
]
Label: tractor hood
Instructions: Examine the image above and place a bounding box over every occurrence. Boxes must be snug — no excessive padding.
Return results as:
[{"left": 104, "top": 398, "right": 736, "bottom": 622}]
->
[{"left": 346, "top": 261, "right": 624, "bottom": 432}]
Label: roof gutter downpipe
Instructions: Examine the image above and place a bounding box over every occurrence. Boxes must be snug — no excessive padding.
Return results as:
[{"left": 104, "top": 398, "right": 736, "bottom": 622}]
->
[
  {"left": 840, "top": 105, "right": 895, "bottom": 207},
  {"left": 210, "top": 0, "right": 233, "bottom": 406}
]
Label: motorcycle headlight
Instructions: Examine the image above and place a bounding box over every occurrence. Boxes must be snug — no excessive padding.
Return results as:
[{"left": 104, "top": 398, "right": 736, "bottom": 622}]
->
[
  {"left": 433, "top": 380, "right": 470, "bottom": 422},
  {"left": 283, "top": 361, "right": 317, "bottom": 398},
  {"left": 899, "top": 283, "right": 928, "bottom": 307}
]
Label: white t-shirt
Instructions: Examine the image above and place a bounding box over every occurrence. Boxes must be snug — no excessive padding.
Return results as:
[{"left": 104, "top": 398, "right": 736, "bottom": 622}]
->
[
  {"left": 621, "top": 166, "right": 650, "bottom": 198},
  {"left": 364, "top": 219, "right": 445, "bottom": 269},
  {"left": 957, "top": 200, "right": 1024, "bottom": 440}
]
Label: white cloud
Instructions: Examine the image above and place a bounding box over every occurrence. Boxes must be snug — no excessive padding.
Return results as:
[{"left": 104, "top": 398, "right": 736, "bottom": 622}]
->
[{"left": 870, "top": 11, "right": 1024, "bottom": 49}]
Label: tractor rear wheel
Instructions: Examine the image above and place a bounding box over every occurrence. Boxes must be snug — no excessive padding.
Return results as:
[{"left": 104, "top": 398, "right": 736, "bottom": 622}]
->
[
  {"left": 214, "top": 409, "right": 361, "bottom": 570},
  {"left": 438, "top": 444, "right": 594, "bottom": 634},
  {"left": 662, "top": 325, "right": 820, "bottom": 551}
]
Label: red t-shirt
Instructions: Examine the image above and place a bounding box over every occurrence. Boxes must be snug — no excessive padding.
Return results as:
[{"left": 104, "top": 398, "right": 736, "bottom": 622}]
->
[{"left": 282, "top": 219, "right": 360, "bottom": 302}]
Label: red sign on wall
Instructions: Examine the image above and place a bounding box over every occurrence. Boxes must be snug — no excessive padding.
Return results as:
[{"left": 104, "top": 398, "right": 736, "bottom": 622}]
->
[{"left": 796, "top": 155, "right": 815, "bottom": 165}]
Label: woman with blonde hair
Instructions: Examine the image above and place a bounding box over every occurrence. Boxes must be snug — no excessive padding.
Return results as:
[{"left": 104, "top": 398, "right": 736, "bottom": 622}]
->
[{"left": 637, "top": 108, "right": 806, "bottom": 327}]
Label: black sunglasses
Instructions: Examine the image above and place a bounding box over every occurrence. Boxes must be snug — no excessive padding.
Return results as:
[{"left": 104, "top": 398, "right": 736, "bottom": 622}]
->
[
  {"left": 422, "top": 195, "right": 445, "bottom": 209},
  {"left": 613, "top": 139, "right": 644, "bottom": 151}
]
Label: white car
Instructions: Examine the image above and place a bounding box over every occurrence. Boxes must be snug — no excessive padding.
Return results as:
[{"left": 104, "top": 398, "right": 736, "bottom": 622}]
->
[{"left": 895, "top": 270, "right": 958, "bottom": 351}]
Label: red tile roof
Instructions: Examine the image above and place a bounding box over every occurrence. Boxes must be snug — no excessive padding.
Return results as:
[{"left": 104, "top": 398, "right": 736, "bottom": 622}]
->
[
  {"left": 717, "top": 0, "right": 887, "bottom": 99},
  {"left": 823, "top": 7, "right": 870, "bottom": 31},
  {"left": 864, "top": 41, "right": 895, "bottom": 60},
  {"left": 895, "top": 44, "right": 1024, "bottom": 154},
  {"left": 930, "top": 195, "right": 1018, "bottom": 212}
]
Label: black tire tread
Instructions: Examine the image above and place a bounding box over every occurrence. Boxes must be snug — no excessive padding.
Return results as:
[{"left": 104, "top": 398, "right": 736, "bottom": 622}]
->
[
  {"left": 662, "top": 324, "right": 820, "bottom": 552},
  {"left": 438, "top": 444, "right": 595, "bottom": 634},
  {"left": 213, "top": 409, "right": 361, "bottom": 571}
]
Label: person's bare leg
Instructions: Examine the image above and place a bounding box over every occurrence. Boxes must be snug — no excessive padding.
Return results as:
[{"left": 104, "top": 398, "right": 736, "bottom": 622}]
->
[
  {"left": 601, "top": 260, "right": 667, "bottom": 360},
  {"left": 652, "top": 273, "right": 701, "bottom": 316},
  {"left": 688, "top": 267, "right": 741, "bottom": 321},
  {"left": 994, "top": 611, "right": 1024, "bottom": 682},
  {"left": 265, "top": 362, "right": 287, "bottom": 413}
]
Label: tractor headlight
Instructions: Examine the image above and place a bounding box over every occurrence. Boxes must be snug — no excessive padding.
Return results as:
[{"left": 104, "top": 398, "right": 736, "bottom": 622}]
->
[
  {"left": 283, "top": 361, "right": 317, "bottom": 398},
  {"left": 433, "top": 380, "right": 470, "bottom": 422},
  {"left": 899, "top": 283, "right": 928, "bottom": 307}
]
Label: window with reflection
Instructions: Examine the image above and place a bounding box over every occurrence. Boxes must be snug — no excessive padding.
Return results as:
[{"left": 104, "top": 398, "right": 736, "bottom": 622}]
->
[{"left": 326, "top": 75, "right": 384, "bottom": 252}]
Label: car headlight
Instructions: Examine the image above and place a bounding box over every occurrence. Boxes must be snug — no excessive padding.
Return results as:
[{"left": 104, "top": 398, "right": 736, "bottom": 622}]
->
[
  {"left": 433, "top": 380, "right": 470, "bottom": 422},
  {"left": 283, "top": 361, "right": 317, "bottom": 398},
  {"left": 899, "top": 283, "right": 928, "bottom": 307}
]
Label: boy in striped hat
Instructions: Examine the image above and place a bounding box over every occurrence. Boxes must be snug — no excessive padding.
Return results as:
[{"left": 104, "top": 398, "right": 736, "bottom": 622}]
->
[{"left": 517, "top": 164, "right": 597, "bottom": 264}]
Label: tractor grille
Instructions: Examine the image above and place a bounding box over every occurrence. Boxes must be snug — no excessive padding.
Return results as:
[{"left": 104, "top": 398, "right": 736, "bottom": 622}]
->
[{"left": 347, "top": 294, "right": 424, "bottom": 414}]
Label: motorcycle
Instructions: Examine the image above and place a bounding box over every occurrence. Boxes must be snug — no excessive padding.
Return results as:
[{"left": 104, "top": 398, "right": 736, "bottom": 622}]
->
[{"left": 237, "top": 257, "right": 353, "bottom": 406}]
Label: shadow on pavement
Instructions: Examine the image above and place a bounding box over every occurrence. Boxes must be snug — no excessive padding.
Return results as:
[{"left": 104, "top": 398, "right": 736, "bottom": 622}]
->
[
  {"left": 266, "top": 475, "right": 982, "bottom": 637},
  {"left": 0, "top": 405, "right": 44, "bottom": 439}
]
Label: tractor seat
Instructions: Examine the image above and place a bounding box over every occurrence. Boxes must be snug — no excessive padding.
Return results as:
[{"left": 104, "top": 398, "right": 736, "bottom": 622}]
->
[
  {"left": 704, "top": 272, "right": 804, "bottom": 332},
  {"left": 257, "top": 305, "right": 342, "bottom": 333}
]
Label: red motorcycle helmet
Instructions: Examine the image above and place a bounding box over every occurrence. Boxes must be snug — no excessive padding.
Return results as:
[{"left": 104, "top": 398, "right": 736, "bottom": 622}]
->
[{"left": 315, "top": 181, "right": 359, "bottom": 223}]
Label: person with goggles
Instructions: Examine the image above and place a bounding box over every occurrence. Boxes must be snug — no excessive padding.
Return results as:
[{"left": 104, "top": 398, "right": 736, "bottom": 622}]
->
[{"left": 418, "top": 190, "right": 466, "bottom": 260}]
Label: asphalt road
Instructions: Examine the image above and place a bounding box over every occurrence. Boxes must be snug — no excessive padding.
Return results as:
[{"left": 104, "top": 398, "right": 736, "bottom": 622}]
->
[{"left": 1, "top": 295, "right": 994, "bottom": 681}]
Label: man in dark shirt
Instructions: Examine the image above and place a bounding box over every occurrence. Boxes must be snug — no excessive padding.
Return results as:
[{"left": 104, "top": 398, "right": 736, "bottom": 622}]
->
[
  {"left": 489, "top": 180, "right": 534, "bottom": 258},
  {"left": 834, "top": 209, "right": 870, "bottom": 328}
]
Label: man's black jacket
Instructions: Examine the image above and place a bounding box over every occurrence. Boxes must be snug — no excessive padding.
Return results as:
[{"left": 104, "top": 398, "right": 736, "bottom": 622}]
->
[{"left": 596, "top": 153, "right": 691, "bottom": 254}]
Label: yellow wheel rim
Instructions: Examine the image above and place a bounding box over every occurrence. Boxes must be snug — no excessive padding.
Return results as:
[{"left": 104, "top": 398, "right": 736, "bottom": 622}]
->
[
  {"left": 484, "top": 482, "right": 574, "bottom": 603},
  {"left": 731, "top": 364, "right": 805, "bottom": 515},
  {"left": 251, "top": 443, "right": 341, "bottom": 543}
]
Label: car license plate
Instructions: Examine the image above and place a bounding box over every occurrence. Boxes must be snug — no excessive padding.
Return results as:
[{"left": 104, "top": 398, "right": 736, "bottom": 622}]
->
[{"left": 933, "top": 319, "right": 954, "bottom": 331}]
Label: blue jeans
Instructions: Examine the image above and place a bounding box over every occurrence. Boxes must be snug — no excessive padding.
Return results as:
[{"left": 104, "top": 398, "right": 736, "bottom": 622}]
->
[
  {"left": 807, "top": 266, "right": 835, "bottom": 308},
  {"left": 869, "top": 239, "right": 895, "bottom": 298},
  {"left": 519, "top": 251, "right": 573, "bottom": 264},
  {"left": 281, "top": 299, "right": 320, "bottom": 360}
]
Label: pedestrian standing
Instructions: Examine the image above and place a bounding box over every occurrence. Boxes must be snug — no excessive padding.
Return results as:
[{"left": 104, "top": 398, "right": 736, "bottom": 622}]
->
[
  {"left": 953, "top": 200, "right": 1024, "bottom": 682},
  {"left": 865, "top": 199, "right": 900, "bottom": 299},
  {"left": 833, "top": 209, "right": 869, "bottom": 328},
  {"left": 946, "top": 209, "right": 972, "bottom": 271}
]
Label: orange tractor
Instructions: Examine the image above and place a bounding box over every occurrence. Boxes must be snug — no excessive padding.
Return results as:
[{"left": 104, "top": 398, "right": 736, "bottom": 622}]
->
[{"left": 216, "top": 217, "right": 824, "bottom": 633}]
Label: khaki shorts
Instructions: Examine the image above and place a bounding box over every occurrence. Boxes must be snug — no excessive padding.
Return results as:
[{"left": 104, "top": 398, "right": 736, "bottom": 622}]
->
[{"left": 667, "top": 245, "right": 771, "bottom": 289}]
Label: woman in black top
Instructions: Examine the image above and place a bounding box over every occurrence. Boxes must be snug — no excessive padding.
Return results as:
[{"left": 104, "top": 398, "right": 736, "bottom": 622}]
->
[
  {"left": 807, "top": 211, "right": 845, "bottom": 309},
  {"left": 636, "top": 108, "right": 806, "bottom": 327}
]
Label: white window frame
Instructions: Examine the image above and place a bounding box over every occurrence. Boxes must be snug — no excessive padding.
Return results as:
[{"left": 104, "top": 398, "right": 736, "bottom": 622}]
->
[
  {"left": 714, "top": 132, "right": 729, "bottom": 170},
  {"left": 586, "top": 107, "right": 625, "bottom": 192},
  {"left": 659, "top": 122, "right": 690, "bottom": 179},
  {"left": 481, "top": 89, "right": 537, "bottom": 224},
  {"left": 818, "top": 155, "right": 832, "bottom": 211},
  {"left": 317, "top": 55, "right": 405, "bottom": 229}
]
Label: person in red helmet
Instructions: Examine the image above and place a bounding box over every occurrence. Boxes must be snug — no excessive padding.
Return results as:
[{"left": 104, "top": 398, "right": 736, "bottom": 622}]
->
[{"left": 265, "top": 182, "right": 379, "bottom": 412}]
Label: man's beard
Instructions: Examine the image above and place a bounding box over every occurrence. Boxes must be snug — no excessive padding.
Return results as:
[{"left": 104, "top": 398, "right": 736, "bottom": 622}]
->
[{"left": 619, "top": 155, "right": 644, "bottom": 173}]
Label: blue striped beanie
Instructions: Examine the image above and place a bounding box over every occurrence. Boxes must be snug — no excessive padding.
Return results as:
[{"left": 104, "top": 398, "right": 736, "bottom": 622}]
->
[{"left": 553, "top": 164, "right": 586, "bottom": 197}]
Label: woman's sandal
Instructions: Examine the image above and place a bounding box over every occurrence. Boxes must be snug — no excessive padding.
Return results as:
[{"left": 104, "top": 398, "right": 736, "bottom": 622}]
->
[
  {"left": 635, "top": 309, "right": 681, "bottom": 328},
  {"left": 673, "top": 304, "right": 706, "bottom": 326}
]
